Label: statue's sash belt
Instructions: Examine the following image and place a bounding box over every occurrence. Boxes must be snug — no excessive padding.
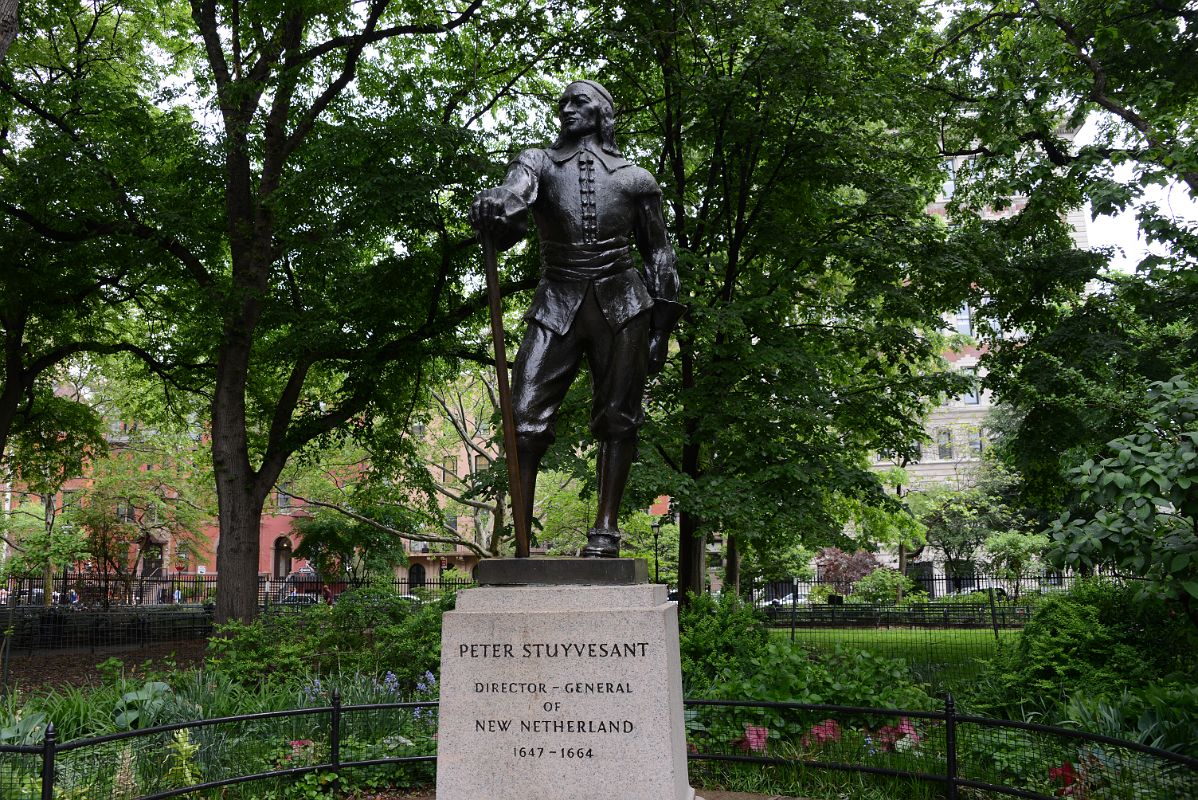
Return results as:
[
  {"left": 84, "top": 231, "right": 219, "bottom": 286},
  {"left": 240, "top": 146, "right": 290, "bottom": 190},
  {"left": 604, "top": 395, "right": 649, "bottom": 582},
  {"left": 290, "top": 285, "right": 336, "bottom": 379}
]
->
[
  {"left": 527, "top": 238, "right": 651, "bottom": 336},
  {"left": 540, "top": 238, "right": 632, "bottom": 281}
]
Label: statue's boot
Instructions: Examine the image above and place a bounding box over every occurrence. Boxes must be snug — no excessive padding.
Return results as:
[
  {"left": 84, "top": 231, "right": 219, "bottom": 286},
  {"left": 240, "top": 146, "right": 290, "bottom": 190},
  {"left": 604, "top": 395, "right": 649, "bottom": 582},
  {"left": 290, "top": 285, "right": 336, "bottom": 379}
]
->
[{"left": 583, "top": 438, "right": 637, "bottom": 558}]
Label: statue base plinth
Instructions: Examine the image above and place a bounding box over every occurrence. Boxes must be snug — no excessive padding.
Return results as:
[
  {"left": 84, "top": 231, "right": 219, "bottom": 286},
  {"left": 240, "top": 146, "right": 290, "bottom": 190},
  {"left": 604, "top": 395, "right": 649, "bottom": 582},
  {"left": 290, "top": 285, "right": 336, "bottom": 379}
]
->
[
  {"left": 435, "top": 582, "right": 699, "bottom": 800},
  {"left": 475, "top": 556, "right": 648, "bottom": 586}
]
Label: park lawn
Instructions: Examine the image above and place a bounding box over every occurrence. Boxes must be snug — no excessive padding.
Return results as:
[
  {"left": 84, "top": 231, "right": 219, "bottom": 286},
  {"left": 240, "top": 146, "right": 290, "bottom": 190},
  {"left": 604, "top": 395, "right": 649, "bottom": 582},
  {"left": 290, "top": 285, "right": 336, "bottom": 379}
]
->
[{"left": 769, "top": 626, "right": 1021, "bottom": 694}]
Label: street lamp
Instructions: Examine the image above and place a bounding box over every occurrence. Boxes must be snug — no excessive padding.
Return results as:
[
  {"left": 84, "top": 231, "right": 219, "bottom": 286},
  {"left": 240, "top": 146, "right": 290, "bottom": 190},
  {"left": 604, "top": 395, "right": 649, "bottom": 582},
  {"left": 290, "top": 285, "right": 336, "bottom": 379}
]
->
[{"left": 651, "top": 520, "right": 661, "bottom": 584}]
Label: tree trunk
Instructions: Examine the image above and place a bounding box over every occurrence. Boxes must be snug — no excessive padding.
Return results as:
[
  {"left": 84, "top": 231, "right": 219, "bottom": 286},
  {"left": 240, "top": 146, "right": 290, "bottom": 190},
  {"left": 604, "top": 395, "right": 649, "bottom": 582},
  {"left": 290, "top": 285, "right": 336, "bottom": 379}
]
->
[
  {"left": 211, "top": 325, "right": 270, "bottom": 624},
  {"left": 42, "top": 491, "right": 53, "bottom": 607},
  {"left": 0, "top": 0, "right": 17, "bottom": 63},
  {"left": 212, "top": 470, "right": 267, "bottom": 624},
  {"left": 725, "top": 533, "right": 740, "bottom": 598}
]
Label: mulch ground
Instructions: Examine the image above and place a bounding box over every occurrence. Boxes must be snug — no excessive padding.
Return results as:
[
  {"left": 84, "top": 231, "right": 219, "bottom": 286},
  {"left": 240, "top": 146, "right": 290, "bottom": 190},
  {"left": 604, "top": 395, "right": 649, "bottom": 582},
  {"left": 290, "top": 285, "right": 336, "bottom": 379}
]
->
[{"left": 3, "top": 639, "right": 209, "bottom": 691}]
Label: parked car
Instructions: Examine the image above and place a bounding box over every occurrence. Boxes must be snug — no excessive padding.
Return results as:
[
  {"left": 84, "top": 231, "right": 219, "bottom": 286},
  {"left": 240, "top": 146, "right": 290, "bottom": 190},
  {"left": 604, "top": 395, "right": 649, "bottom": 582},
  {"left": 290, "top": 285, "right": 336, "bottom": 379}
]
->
[
  {"left": 279, "top": 593, "right": 320, "bottom": 606},
  {"left": 944, "top": 585, "right": 1010, "bottom": 601},
  {"left": 764, "top": 591, "right": 808, "bottom": 607}
]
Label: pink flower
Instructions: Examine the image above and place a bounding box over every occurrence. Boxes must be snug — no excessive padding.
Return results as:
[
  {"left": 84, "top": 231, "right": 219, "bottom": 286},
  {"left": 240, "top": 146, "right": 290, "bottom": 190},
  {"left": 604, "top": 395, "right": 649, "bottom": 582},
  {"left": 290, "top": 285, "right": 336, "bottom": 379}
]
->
[
  {"left": 874, "top": 717, "right": 920, "bottom": 751},
  {"left": 733, "top": 724, "right": 769, "bottom": 753},
  {"left": 801, "top": 718, "right": 842, "bottom": 747}
]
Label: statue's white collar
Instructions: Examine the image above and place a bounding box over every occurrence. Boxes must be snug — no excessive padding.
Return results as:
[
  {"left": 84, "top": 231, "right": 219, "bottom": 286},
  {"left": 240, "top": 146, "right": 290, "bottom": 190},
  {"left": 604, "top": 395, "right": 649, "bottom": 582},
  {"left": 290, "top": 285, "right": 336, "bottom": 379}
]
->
[{"left": 546, "top": 141, "right": 630, "bottom": 172}]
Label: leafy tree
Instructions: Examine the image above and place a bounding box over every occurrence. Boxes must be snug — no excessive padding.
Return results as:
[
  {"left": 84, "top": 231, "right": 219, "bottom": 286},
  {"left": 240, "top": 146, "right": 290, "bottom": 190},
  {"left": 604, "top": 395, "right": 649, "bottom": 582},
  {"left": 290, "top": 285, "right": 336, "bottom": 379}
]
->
[
  {"left": 554, "top": 0, "right": 970, "bottom": 598},
  {"left": 66, "top": 434, "right": 212, "bottom": 576},
  {"left": 292, "top": 512, "right": 407, "bottom": 582},
  {"left": 0, "top": 2, "right": 210, "bottom": 480},
  {"left": 0, "top": 498, "right": 89, "bottom": 584},
  {"left": 930, "top": 1, "right": 1197, "bottom": 515},
  {"left": 738, "top": 539, "right": 815, "bottom": 587},
  {"left": 983, "top": 531, "right": 1049, "bottom": 599},
  {"left": 1, "top": 0, "right": 564, "bottom": 622},
  {"left": 935, "top": 0, "right": 1196, "bottom": 217},
  {"left": 915, "top": 487, "right": 1018, "bottom": 577},
  {"left": 814, "top": 547, "right": 881, "bottom": 595},
  {"left": 1048, "top": 377, "right": 1198, "bottom": 622}
]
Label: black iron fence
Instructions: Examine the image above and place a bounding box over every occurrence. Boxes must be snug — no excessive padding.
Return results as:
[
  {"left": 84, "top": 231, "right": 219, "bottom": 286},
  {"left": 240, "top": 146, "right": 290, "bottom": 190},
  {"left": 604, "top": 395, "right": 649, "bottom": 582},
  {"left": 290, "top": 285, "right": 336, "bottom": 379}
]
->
[
  {"left": 0, "top": 579, "right": 474, "bottom": 663},
  {"left": 1, "top": 696, "right": 1193, "bottom": 799},
  {"left": 750, "top": 570, "right": 1076, "bottom": 611},
  {"left": 0, "top": 574, "right": 474, "bottom": 610},
  {"left": 748, "top": 573, "right": 1082, "bottom": 696}
]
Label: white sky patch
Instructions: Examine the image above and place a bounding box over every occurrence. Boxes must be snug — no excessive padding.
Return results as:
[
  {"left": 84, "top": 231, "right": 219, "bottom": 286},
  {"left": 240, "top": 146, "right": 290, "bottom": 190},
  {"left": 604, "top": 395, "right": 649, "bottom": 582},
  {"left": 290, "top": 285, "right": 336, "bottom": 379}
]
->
[{"left": 1076, "top": 116, "right": 1198, "bottom": 272}]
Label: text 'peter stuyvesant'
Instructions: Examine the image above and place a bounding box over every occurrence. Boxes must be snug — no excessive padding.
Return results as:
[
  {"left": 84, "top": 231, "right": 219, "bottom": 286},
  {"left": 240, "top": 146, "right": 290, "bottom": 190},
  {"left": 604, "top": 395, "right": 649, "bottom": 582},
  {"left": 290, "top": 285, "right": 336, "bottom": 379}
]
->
[{"left": 457, "top": 641, "right": 650, "bottom": 659}]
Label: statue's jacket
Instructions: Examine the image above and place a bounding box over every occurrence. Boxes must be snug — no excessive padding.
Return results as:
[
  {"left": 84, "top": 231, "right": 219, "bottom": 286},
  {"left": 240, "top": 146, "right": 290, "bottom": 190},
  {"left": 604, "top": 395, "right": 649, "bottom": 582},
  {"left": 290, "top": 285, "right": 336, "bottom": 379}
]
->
[{"left": 486, "top": 142, "right": 677, "bottom": 335}]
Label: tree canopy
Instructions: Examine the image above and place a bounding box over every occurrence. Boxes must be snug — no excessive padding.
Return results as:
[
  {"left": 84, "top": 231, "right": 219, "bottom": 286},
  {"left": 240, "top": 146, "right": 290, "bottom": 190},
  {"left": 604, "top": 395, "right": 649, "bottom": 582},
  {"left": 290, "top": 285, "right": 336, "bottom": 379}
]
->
[{"left": 1, "top": 0, "right": 1193, "bottom": 613}]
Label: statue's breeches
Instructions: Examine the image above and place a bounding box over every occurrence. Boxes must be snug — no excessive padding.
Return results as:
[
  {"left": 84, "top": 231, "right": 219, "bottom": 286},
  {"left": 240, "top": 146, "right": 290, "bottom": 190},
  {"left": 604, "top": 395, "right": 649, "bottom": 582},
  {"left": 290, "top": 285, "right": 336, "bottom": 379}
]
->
[{"left": 513, "top": 283, "right": 649, "bottom": 449}]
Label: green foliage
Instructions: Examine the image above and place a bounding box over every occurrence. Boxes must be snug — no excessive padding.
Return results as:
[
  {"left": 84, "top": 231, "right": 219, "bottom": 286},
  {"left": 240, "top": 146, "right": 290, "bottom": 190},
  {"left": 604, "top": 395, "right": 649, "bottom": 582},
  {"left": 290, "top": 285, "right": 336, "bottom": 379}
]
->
[
  {"left": 293, "top": 512, "right": 409, "bottom": 582},
  {"left": 206, "top": 610, "right": 325, "bottom": 683},
  {"left": 1062, "top": 684, "right": 1198, "bottom": 758},
  {"left": 1049, "top": 377, "right": 1198, "bottom": 610},
  {"left": 916, "top": 486, "right": 1019, "bottom": 572},
  {"left": 113, "top": 681, "right": 172, "bottom": 729},
  {"left": 208, "top": 583, "right": 455, "bottom": 693},
  {"left": 970, "top": 579, "right": 1198, "bottom": 718},
  {"left": 0, "top": 499, "right": 90, "bottom": 578},
  {"left": 739, "top": 540, "right": 815, "bottom": 585},
  {"left": 678, "top": 593, "right": 769, "bottom": 694},
  {"left": 851, "top": 568, "right": 923, "bottom": 605},
  {"left": 710, "top": 641, "right": 934, "bottom": 713}
]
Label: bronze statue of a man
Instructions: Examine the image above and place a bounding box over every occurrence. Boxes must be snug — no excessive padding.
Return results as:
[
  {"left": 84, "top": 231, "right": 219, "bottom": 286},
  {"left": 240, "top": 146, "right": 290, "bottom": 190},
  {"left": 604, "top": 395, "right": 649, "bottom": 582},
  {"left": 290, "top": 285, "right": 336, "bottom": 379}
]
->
[{"left": 471, "top": 79, "right": 684, "bottom": 558}]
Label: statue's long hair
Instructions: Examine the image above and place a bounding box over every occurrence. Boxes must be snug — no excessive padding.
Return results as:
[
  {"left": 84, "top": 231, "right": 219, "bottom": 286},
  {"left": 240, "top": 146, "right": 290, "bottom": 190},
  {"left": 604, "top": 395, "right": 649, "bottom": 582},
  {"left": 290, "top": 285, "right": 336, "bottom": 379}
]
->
[{"left": 552, "top": 86, "right": 622, "bottom": 157}]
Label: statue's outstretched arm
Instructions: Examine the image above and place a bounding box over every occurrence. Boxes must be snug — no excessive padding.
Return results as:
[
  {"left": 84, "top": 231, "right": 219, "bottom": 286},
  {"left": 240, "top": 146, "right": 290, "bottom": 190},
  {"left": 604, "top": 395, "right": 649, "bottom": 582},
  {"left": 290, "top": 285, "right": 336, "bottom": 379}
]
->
[{"left": 470, "top": 152, "right": 540, "bottom": 251}]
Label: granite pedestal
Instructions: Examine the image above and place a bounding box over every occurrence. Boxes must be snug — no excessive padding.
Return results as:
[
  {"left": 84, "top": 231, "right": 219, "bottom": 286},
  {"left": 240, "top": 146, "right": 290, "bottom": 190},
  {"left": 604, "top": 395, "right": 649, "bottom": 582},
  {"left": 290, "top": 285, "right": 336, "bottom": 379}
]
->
[{"left": 436, "top": 559, "right": 701, "bottom": 800}]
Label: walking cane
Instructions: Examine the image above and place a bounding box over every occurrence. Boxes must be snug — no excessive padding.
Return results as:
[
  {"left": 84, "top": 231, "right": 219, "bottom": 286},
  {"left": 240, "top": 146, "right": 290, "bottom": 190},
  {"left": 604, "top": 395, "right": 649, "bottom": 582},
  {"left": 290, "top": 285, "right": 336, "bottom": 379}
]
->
[{"left": 481, "top": 233, "right": 531, "bottom": 558}]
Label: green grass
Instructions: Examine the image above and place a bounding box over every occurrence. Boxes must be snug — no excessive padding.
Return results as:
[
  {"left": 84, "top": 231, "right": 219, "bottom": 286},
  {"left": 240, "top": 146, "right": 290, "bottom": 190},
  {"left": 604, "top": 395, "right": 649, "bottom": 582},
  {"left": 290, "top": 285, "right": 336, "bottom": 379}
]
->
[{"left": 770, "top": 627, "right": 1020, "bottom": 696}]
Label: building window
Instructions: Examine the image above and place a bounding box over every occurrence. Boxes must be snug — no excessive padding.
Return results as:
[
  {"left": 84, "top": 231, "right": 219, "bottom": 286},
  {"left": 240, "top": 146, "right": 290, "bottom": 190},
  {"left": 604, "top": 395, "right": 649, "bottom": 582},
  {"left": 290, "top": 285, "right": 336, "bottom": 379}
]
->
[
  {"left": 117, "top": 499, "right": 136, "bottom": 523},
  {"left": 960, "top": 367, "right": 980, "bottom": 405},
  {"left": 942, "top": 159, "right": 956, "bottom": 199},
  {"left": 937, "top": 429, "right": 954, "bottom": 461},
  {"left": 953, "top": 304, "right": 972, "bottom": 337},
  {"left": 444, "top": 512, "right": 458, "bottom": 534},
  {"left": 968, "top": 428, "right": 985, "bottom": 457},
  {"left": 277, "top": 484, "right": 293, "bottom": 512},
  {"left": 442, "top": 456, "right": 458, "bottom": 482},
  {"left": 411, "top": 422, "right": 426, "bottom": 439}
]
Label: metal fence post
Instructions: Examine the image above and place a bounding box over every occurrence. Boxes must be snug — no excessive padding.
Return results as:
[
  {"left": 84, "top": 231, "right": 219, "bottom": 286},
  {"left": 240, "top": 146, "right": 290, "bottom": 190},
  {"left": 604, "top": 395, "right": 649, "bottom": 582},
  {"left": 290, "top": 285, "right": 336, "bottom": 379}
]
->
[
  {"left": 330, "top": 691, "right": 342, "bottom": 773},
  {"left": 987, "top": 587, "right": 1000, "bottom": 642},
  {"left": 789, "top": 588, "right": 797, "bottom": 643},
  {"left": 41, "top": 723, "right": 56, "bottom": 800},
  {"left": 944, "top": 693, "right": 958, "bottom": 800}
]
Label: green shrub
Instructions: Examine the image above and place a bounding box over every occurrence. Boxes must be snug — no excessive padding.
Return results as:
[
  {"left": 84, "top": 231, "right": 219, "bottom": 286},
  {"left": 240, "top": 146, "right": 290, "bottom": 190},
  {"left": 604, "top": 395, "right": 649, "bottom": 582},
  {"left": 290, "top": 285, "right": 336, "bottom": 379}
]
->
[
  {"left": 678, "top": 593, "right": 769, "bottom": 694},
  {"left": 851, "top": 568, "right": 923, "bottom": 605},
  {"left": 808, "top": 584, "right": 836, "bottom": 604},
  {"left": 206, "top": 584, "right": 458, "bottom": 691},
  {"left": 710, "top": 641, "right": 933, "bottom": 712},
  {"left": 968, "top": 578, "right": 1198, "bottom": 717},
  {"left": 207, "top": 606, "right": 327, "bottom": 682}
]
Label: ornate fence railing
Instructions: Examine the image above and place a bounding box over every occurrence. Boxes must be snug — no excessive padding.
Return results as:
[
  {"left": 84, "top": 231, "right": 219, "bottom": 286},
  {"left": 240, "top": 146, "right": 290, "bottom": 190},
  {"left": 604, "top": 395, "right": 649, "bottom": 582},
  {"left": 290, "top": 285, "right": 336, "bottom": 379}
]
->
[{"left": 1, "top": 696, "right": 1193, "bottom": 799}]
